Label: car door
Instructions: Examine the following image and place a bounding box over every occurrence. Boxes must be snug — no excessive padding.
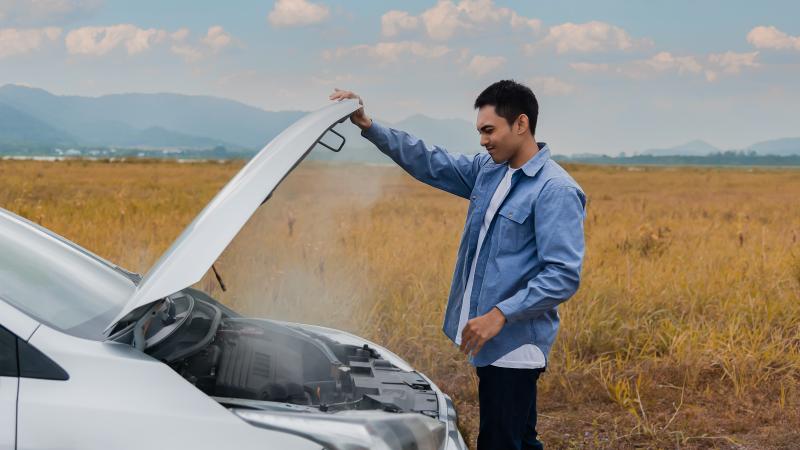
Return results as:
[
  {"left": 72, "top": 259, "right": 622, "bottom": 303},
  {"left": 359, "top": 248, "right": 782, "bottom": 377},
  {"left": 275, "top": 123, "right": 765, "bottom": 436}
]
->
[{"left": 0, "top": 326, "right": 18, "bottom": 450}]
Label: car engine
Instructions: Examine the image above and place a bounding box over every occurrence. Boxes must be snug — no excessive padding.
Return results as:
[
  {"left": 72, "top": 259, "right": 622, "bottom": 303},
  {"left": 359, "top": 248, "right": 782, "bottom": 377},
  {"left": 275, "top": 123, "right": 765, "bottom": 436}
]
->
[{"left": 133, "top": 290, "right": 440, "bottom": 418}]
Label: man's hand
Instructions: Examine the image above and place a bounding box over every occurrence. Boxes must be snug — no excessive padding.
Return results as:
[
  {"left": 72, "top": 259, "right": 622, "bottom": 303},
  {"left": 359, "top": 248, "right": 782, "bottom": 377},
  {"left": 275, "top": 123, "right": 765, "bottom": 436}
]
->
[
  {"left": 460, "top": 307, "right": 507, "bottom": 357},
  {"left": 329, "top": 88, "right": 372, "bottom": 130}
]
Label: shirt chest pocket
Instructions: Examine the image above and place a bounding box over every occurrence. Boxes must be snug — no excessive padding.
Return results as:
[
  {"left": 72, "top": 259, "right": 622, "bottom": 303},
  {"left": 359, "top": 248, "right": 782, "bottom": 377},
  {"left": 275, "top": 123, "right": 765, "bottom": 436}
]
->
[{"left": 495, "top": 204, "right": 532, "bottom": 252}]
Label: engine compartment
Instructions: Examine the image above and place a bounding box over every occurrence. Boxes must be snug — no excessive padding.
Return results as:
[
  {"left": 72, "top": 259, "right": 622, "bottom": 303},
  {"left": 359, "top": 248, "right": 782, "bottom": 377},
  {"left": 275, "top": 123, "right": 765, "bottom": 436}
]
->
[{"left": 138, "top": 292, "right": 440, "bottom": 418}]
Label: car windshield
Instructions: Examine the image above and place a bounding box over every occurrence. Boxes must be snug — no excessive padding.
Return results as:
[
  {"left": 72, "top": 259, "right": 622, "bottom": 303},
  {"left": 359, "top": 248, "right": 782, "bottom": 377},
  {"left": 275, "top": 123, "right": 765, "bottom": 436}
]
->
[{"left": 0, "top": 210, "right": 136, "bottom": 340}]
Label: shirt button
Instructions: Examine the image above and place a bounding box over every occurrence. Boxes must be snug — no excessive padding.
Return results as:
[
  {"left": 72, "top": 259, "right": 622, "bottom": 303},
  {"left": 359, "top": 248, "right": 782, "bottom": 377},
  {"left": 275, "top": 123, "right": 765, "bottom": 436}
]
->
[{"left": 471, "top": 195, "right": 477, "bottom": 200}]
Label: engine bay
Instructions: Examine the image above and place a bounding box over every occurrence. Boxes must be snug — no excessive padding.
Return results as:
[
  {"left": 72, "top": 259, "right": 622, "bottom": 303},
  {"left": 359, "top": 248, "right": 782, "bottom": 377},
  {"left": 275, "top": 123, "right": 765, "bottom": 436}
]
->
[{"left": 125, "top": 290, "right": 440, "bottom": 418}]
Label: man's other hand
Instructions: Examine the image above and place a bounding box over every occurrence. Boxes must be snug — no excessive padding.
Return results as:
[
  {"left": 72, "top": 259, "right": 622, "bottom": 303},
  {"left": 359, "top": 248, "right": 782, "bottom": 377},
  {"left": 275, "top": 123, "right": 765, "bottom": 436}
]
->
[
  {"left": 460, "top": 307, "right": 507, "bottom": 357},
  {"left": 329, "top": 88, "right": 372, "bottom": 130}
]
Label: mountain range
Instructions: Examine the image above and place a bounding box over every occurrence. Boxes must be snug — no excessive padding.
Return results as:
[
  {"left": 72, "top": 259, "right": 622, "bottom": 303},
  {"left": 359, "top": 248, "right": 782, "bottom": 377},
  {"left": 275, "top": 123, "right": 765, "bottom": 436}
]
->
[
  {"left": 642, "top": 137, "right": 800, "bottom": 157},
  {"left": 0, "top": 84, "right": 797, "bottom": 158},
  {"left": 0, "top": 84, "right": 483, "bottom": 160}
]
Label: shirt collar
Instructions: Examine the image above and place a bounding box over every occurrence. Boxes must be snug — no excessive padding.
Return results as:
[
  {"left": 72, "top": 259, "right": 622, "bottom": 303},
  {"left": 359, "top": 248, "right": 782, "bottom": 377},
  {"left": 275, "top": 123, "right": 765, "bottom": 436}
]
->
[{"left": 517, "top": 142, "right": 550, "bottom": 177}]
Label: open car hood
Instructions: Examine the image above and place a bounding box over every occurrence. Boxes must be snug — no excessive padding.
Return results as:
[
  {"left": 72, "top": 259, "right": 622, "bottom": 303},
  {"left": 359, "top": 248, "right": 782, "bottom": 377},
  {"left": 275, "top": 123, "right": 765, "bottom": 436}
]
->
[{"left": 105, "top": 99, "right": 360, "bottom": 330}]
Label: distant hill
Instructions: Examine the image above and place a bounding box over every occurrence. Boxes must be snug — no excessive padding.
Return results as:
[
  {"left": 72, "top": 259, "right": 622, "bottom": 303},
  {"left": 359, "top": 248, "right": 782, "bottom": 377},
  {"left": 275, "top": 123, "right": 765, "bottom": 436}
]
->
[
  {"left": 3, "top": 84, "right": 796, "bottom": 162},
  {"left": 747, "top": 137, "right": 800, "bottom": 156},
  {"left": 98, "top": 125, "right": 231, "bottom": 149},
  {"left": 0, "top": 102, "right": 77, "bottom": 146},
  {"left": 638, "top": 138, "right": 800, "bottom": 157},
  {"left": 642, "top": 139, "right": 721, "bottom": 156},
  {"left": 0, "top": 84, "right": 481, "bottom": 158},
  {"left": 0, "top": 84, "right": 304, "bottom": 149},
  {"left": 556, "top": 152, "right": 800, "bottom": 167}
]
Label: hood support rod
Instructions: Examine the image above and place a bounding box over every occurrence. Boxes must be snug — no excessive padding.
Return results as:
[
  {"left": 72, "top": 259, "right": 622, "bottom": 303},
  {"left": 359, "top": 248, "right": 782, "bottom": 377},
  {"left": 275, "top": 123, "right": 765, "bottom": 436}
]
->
[{"left": 211, "top": 264, "right": 227, "bottom": 292}]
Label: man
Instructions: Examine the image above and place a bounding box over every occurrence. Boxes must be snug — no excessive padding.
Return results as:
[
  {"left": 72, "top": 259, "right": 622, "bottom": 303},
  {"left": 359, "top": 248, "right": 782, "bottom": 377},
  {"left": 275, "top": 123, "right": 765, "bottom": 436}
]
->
[{"left": 330, "top": 80, "right": 586, "bottom": 450}]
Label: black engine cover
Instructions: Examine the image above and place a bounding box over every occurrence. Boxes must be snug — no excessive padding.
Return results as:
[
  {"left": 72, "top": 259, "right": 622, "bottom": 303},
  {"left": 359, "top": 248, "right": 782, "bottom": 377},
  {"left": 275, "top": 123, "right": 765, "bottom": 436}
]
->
[{"left": 215, "top": 332, "right": 308, "bottom": 402}]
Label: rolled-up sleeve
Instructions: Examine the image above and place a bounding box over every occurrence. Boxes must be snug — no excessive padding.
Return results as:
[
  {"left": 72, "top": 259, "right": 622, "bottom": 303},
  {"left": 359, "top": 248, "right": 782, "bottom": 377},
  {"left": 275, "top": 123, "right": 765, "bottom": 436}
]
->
[
  {"left": 495, "top": 182, "right": 587, "bottom": 323},
  {"left": 362, "top": 121, "right": 485, "bottom": 199}
]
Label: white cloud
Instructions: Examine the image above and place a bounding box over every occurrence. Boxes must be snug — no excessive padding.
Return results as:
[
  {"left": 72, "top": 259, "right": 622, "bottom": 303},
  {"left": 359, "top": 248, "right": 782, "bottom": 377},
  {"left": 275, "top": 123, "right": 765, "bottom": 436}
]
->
[
  {"left": 708, "top": 51, "right": 759, "bottom": 74},
  {"left": 268, "top": 0, "right": 329, "bottom": 27},
  {"left": 420, "top": 1, "right": 465, "bottom": 40},
  {"left": 540, "top": 21, "right": 650, "bottom": 53},
  {"left": 642, "top": 51, "right": 703, "bottom": 74},
  {"left": 466, "top": 54, "right": 505, "bottom": 77},
  {"left": 453, "top": 0, "right": 537, "bottom": 28},
  {"left": 63, "top": 24, "right": 234, "bottom": 60},
  {"left": 611, "top": 52, "right": 703, "bottom": 79},
  {"left": 569, "top": 62, "right": 609, "bottom": 72},
  {"left": 528, "top": 76, "right": 575, "bottom": 96},
  {"left": 509, "top": 11, "right": 541, "bottom": 32},
  {"left": 0, "top": 26, "right": 60, "bottom": 58},
  {"left": 65, "top": 24, "right": 167, "bottom": 56},
  {"left": 170, "top": 26, "right": 236, "bottom": 62},
  {"left": 170, "top": 43, "right": 203, "bottom": 62},
  {"left": 380, "top": 10, "right": 419, "bottom": 37},
  {"left": 746, "top": 25, "right": 800, "bottom": 51},
  {"left": 570, "top": 50, "right": 759, "bottom": 82},
  {"left": 0, "top": 0, "right": 102, "bottom": 26},
  {"left": 169, "top": 28, "right": 192, "bottom": 62},
  {"left": 323, "top": 41, "right": 451, "bottom": 64},
  {"left": 202, "top": 25, "right": 233, "bottom": 52},
  {"left": 455, "top": 47, "right": 471, "bottom": 63},
  {"left": 170, "top": 27, "right": 189, "bottom": 42},
  {"left": 386, "top": 0, "right": 539, "bottom": 41}
]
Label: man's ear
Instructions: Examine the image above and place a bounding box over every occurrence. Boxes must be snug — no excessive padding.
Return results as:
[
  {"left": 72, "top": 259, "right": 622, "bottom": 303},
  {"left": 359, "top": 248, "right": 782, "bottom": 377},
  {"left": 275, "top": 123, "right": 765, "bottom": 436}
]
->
[{"left": 516, "top": 114, "right": 529, "bottom": 135}]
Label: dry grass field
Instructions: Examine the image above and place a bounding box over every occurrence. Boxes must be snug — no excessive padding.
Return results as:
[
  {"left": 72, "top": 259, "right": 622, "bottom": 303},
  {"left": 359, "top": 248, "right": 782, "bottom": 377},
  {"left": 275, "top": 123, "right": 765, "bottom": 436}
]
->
[{"left": 1, "top": 157, "right": 799, "bottom": 449}]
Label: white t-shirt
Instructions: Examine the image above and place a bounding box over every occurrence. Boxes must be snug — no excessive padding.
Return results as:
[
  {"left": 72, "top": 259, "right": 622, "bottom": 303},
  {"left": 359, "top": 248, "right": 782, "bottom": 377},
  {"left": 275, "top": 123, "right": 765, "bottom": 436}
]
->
[{"left": 455, "top": 166, "right": 546, "bottom": 369}]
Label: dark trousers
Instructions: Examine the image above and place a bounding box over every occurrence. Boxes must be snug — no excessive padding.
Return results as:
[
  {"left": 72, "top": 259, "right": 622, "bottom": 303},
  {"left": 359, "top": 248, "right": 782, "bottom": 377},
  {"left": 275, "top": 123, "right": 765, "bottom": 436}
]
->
[{"left": 476, "top": 365, "right": 544, "bottom": 450}]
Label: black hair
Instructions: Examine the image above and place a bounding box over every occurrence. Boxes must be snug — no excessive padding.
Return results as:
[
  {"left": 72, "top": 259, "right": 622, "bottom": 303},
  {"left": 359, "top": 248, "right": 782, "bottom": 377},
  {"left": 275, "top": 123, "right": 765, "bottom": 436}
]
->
[{"left": 474, "top": 79, "right": 538, "bottom": 135}]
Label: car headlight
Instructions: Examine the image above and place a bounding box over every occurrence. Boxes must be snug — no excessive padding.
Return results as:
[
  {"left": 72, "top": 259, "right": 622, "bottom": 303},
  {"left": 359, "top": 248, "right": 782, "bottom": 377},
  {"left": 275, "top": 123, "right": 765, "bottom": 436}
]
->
[
  {"left": 234, "top": 409, "right": 445, "bottom": 450},
  {"left": 442, "top": 394, "right": 468, "bottom": 450}
]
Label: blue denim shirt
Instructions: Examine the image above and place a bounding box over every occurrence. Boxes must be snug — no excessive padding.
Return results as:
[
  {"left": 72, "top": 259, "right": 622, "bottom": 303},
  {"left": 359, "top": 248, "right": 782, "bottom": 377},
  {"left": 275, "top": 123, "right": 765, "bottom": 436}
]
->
[{"left": 362, "top": 121, "right": 586, "bottom": 367}]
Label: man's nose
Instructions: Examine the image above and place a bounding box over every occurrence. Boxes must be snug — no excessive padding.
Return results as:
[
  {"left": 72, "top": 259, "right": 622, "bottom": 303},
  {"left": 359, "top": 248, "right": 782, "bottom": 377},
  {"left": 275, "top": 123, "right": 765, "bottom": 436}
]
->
[{"left": 480, "top": 135, "right": 489, "bottom": 147}]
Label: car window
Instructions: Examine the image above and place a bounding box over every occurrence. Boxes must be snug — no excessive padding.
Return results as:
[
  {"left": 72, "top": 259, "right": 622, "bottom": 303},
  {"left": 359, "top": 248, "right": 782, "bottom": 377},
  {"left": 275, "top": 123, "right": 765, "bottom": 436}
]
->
[{"left": 0, "top": 327, "right": 17, "bottom": 377}]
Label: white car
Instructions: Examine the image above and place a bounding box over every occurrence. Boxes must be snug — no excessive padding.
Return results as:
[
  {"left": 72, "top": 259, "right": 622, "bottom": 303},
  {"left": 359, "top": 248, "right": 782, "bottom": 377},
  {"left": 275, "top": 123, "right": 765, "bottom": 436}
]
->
[{"left": 0, "top": 99, "right": 467, "bottom": 450}]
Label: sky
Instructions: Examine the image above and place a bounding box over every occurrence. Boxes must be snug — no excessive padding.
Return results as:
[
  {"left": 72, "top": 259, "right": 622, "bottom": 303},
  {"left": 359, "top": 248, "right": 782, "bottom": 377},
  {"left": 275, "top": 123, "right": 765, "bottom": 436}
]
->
[{"left": 0, "top": 0, "right": 799, "bottom": 154}]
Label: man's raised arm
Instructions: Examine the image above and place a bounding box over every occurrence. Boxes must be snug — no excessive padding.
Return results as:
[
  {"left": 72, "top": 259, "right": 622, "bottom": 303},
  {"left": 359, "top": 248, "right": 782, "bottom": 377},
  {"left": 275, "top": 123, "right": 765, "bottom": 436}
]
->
[{"left": 330, "top": 89, "right": 485, "bottom": 199}]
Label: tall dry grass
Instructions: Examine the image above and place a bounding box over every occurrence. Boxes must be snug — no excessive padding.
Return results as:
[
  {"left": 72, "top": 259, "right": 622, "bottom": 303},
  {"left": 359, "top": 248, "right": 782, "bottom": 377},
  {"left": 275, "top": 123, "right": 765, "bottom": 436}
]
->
[{"left": 1, "top": 158, "right": 798, "bottom": 449}]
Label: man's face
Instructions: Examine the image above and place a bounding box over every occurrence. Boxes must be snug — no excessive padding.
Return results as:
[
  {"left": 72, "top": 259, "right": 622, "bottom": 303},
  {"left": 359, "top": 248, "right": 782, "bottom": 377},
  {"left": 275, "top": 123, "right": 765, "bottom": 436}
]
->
[{"left": 476, "top": 105, "right": 519, "bottom": 164}]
